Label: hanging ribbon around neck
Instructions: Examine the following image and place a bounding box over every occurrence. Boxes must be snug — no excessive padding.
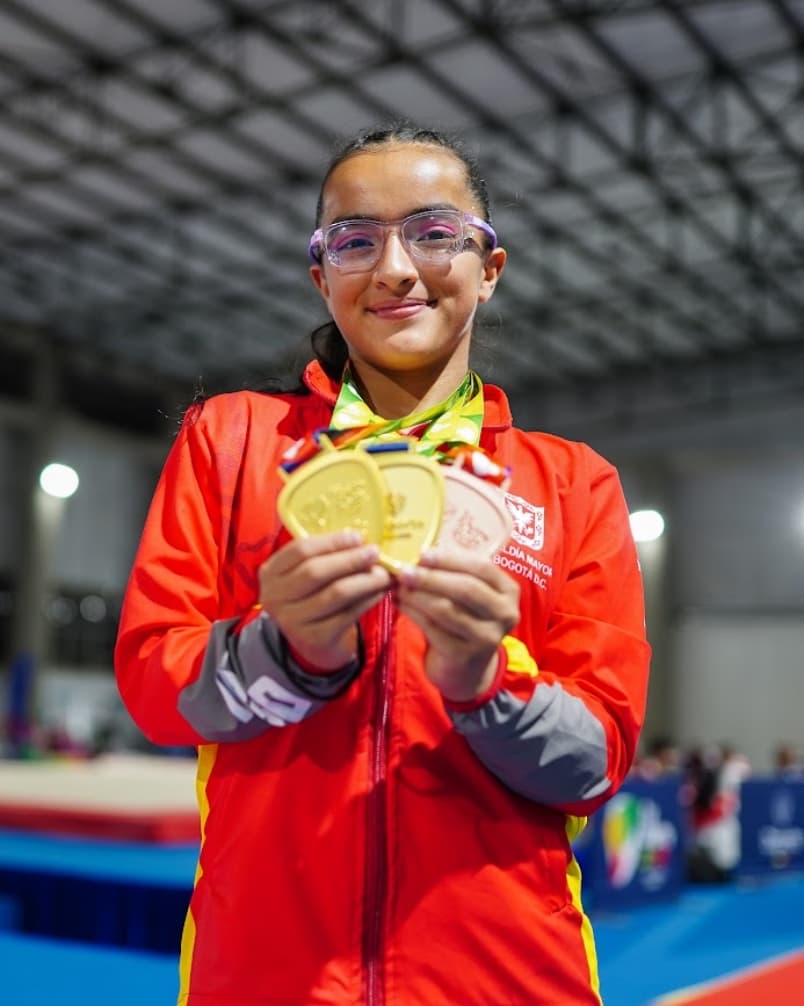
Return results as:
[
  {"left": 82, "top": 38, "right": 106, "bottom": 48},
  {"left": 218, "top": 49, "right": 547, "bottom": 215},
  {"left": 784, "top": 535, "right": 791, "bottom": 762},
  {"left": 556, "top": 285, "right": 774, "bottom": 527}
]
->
[{"left": 279, "top": 367, "right": 510, "bottom": 488}]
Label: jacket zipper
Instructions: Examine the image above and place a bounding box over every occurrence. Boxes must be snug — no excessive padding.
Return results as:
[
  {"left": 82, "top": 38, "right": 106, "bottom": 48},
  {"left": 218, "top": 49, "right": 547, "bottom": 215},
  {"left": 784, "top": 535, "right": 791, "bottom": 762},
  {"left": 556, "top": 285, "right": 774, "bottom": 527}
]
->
[{"left": 363, "top": 593, "right": 394, "bottom": 1006}]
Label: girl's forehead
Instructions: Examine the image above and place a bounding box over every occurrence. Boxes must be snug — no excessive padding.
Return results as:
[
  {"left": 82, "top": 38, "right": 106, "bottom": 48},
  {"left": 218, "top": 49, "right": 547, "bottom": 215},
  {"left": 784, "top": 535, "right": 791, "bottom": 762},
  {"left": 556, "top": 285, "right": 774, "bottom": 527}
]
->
[{"left": 320, "top": 144, "right": 474, "bottom": 218}]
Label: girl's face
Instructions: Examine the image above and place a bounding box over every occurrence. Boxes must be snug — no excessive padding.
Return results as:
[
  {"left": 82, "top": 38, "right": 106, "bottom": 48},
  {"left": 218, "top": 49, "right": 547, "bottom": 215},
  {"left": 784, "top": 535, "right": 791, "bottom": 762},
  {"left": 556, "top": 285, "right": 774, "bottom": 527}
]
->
[{"left": 309, "top": 144, "right": 506, "bottom": 384}]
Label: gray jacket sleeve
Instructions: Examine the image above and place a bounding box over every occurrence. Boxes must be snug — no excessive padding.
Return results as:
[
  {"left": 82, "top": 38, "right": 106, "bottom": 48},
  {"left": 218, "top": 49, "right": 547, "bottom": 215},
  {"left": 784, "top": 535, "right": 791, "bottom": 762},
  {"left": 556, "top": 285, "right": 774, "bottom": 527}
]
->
[
  {"left": 447, "top": 682, "right": 611, "bottom": 806},
  {"left": 177, "top": 611, "right": 362, "bottom": 742}
]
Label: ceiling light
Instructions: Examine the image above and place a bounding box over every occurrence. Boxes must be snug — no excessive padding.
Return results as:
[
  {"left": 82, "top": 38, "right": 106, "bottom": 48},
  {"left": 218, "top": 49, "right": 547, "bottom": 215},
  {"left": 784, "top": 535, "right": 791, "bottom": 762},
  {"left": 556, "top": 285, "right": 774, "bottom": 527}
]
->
[
  {"left": 39, "top": 463, "right": 79, "bottom": 499},
  {"left": 629, "top": 509, "right": 665, "bottom": 543}
]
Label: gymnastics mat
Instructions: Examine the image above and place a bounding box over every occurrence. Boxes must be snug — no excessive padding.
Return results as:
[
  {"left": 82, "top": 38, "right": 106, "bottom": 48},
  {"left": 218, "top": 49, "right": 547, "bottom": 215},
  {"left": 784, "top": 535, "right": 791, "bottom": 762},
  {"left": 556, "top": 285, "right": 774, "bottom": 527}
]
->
[
  {"left": 651, "top": 948, "right": 804, "bottom": 1005},
  {"left": 0, "top": 753, "right": 199, "bottom": 842}
]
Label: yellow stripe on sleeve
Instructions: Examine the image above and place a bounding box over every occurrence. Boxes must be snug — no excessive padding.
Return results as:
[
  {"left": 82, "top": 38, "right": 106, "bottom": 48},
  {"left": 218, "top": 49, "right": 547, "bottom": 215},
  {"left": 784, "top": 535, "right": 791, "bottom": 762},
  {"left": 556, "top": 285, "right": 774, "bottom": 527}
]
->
[{"left": 501, "top": 634, "right": 539, "bottom": 677}]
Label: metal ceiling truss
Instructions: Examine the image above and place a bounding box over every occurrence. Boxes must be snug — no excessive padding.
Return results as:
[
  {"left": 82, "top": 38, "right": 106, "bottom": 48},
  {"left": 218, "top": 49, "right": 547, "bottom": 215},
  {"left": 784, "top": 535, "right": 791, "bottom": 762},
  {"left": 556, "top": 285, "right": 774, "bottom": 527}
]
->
[{"left": 0, "top": 0, "right": 801, "bottom": 431}]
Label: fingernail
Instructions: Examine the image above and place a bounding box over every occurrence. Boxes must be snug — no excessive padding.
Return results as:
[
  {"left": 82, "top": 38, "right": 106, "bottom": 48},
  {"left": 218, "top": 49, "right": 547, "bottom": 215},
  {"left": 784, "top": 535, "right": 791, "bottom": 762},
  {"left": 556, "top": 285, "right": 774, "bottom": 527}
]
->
[
  {"left": 338, "top": 530, "right": 363, "bottom": 546},
  {"left": 419, "top": 548, "right": 441, "bottom": 564},
  {"left": 397, "top": 563, "right": 417, "bottom": 585}
]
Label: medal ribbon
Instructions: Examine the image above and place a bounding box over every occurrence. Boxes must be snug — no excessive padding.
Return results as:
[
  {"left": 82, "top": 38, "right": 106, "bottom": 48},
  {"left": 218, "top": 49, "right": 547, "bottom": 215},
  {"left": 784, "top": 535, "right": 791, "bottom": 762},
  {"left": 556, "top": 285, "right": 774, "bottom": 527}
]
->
[{"left": 280, "top": 367, "right": 510, "bottom": 487}]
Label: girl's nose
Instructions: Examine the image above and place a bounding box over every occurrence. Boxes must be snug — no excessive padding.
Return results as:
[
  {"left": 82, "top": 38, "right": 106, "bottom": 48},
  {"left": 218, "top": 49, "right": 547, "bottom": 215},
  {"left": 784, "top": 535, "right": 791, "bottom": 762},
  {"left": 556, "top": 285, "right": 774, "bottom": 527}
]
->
[{"left": 372, "top": 230, "right": 418, "bottom": 285}]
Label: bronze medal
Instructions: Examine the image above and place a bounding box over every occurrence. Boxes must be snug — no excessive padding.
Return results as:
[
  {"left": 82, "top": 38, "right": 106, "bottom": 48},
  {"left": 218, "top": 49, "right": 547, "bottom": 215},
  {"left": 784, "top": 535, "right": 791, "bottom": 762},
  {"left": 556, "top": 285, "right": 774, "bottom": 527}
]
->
[
  {"left": 277, "top": 446, "right": 386, "bottom": 545},
  {"left": 370, "top": 444, "right": 445, "bottom": 573},
  {"left": 437, "top": 464, "right": 512, "bottom": 558}
]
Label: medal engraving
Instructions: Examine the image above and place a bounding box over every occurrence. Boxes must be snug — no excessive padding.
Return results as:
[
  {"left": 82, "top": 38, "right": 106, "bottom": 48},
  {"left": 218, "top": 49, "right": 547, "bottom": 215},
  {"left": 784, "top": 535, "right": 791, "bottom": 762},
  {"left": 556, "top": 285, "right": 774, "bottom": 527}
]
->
[
  {"left": 437, "top": 465, "right": 513, "bottom": 558},
  {"left": 371, "top": 447, "right": 444, "bottom": 572},
  {"left": 277, "top": 449, "right": 386, "bottom": 544}
]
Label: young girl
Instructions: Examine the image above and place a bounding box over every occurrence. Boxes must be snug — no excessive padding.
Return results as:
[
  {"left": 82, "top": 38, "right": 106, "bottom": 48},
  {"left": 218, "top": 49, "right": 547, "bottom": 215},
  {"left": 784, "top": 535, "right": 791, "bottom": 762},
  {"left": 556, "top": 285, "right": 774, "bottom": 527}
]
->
[{"left": 115, "top": 123, "right": 650, "bottom": 1006}]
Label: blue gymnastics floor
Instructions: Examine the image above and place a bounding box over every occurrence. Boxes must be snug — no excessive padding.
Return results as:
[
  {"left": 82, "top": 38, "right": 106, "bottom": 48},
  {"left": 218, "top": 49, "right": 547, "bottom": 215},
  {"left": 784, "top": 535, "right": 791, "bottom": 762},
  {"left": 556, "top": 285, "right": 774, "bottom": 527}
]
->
[
  {"left": 0, "top": 859, "right": 801, "bottom": 1004},
  {"left": 594, "top": 872, "right": 804, "bottom": 1005},
  {"left": 0, "top": 931, "right": 180, "bottom": 1006}
]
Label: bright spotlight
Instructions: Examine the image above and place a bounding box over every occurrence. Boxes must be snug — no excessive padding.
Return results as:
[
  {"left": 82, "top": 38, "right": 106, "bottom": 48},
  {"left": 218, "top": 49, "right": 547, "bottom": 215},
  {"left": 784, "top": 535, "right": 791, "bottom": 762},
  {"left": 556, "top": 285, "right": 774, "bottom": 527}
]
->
[
  {"left": 39, "top": 463, "right": 79, "bottom": 499},
  {"left": 630, "top": 509, "right": 665, "bottom": 543}
]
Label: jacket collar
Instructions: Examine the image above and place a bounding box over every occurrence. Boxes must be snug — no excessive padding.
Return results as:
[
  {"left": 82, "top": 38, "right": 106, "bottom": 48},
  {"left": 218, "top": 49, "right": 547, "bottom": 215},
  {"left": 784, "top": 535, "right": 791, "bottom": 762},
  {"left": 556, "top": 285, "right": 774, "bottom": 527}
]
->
[{"left": 302, "top": 359, "right": 512, "bottom": 432}]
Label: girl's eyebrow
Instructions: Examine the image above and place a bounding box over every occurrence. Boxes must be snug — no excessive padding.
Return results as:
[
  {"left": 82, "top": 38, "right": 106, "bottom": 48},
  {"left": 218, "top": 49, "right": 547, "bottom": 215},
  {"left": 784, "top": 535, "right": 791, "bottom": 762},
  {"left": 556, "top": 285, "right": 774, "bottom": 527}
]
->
[{"left": 327, "top": 203, "right": 461, "bottom": 226}]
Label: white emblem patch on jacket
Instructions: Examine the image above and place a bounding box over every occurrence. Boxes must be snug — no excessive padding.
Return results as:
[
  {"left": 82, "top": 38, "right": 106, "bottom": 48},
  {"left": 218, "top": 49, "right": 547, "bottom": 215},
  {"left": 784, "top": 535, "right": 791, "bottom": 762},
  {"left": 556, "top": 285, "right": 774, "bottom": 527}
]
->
[{"left": 505, "top": 492, "right": 545, "bottom": 551}]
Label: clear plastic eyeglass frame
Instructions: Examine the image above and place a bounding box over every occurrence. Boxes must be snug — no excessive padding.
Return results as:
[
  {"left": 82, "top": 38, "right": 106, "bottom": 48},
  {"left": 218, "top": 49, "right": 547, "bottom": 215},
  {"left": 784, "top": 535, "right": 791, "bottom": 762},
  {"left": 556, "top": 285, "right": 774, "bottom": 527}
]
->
[{"left": 308, "top": 209, "right": 498, "bottom": 273}]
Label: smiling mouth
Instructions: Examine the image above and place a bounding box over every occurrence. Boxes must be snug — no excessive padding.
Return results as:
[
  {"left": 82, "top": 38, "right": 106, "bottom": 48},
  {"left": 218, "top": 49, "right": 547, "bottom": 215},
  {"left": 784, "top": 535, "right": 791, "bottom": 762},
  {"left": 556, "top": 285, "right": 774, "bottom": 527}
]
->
[{"left": 368, "top": 300, "right": 432, "bottom": 318}]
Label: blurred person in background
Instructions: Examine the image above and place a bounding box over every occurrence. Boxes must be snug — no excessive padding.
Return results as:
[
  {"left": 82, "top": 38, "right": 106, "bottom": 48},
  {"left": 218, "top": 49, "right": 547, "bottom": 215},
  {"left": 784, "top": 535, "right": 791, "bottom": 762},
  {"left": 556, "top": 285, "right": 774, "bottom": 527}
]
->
[
  {"left": 685, "top": 742, "right": 751, "bottom": 882},
  {"left": 631, "top": 735, "right": 682, "bottom": 780},
  {"left": 773, "top": 742, "right": 804, "bottom": 779}
]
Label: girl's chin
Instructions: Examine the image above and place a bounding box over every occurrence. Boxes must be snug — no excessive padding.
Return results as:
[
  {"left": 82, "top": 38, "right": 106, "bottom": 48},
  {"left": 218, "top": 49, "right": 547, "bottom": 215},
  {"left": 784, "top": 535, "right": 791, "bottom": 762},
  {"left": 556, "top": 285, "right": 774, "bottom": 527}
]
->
[{"left": 360, "top": 343, "right": 456, "bottom": 370}]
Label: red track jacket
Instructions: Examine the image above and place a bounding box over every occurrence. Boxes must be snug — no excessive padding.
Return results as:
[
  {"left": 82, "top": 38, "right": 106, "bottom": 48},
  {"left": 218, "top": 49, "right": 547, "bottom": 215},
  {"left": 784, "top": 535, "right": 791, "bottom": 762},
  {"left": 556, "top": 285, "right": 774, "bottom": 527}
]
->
[{"left": 115, "top": 361, "right": 650, "bottom": 1006}]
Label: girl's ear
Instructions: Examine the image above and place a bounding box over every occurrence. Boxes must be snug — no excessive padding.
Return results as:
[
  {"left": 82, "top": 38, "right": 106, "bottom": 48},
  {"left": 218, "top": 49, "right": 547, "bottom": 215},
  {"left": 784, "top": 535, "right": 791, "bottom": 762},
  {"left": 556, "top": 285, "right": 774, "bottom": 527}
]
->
[
  {"left": 309, "top": 263, "right": 331, "bottom": 305},
  {"left": 478, "top": 246, "right": 506, "bottom": 304}
]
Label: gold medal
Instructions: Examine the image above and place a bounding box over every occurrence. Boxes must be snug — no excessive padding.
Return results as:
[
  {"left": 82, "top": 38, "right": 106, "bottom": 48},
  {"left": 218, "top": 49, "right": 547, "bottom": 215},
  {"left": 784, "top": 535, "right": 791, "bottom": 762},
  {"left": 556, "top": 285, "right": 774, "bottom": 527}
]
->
[
  {"left": 437, "top": 464, "right": 512, "bottom": 558},
  {"left": 277, "top": 444, "right": 386, "bottom": 544},
  {"left": 370, "top": 443, "right": 445, "bottom": 573}
]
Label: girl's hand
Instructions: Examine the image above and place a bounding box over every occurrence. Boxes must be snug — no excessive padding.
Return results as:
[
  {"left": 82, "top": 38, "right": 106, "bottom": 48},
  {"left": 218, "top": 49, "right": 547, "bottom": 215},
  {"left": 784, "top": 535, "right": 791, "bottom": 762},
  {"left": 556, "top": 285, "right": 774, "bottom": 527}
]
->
[
  {"left": 395, "top": 549, "right": 520, "bottom": 702},
  {"left": 258, "top": 531, "right": 392, "bottom": 670}
]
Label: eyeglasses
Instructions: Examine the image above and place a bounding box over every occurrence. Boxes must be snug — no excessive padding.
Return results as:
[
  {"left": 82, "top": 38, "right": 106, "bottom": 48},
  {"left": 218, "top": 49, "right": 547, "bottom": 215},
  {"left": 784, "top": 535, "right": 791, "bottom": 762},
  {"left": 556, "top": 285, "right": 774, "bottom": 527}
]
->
[{"left": 308, "top": 209, "right": 498, "bottom": 273}]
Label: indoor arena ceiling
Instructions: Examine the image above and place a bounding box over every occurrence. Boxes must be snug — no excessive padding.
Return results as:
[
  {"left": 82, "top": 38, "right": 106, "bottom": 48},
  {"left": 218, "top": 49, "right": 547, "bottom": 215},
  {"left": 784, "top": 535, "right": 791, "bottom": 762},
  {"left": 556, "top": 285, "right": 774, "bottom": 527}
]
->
[{"left": 1, "top": 0, "right": 803, "bottom": 434}]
